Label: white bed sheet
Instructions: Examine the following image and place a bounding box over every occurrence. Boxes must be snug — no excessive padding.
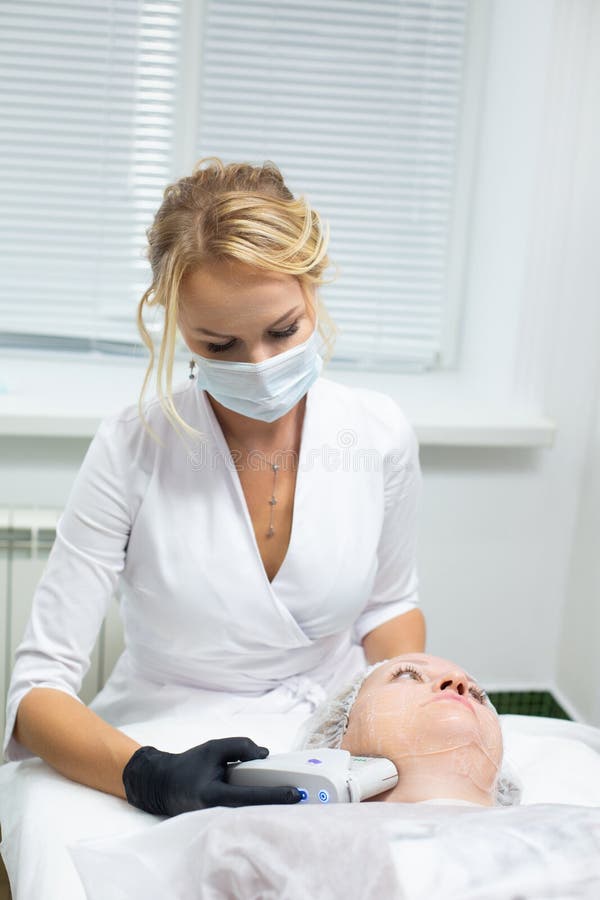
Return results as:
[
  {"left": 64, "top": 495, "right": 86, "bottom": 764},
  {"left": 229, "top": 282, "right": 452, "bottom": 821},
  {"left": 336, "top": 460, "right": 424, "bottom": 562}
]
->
[
  {"left": 0, "top": 705, "right": 311, "bottom": 900},
  {"left": 71, "top": 802, "right": 600, "bottom": 900},
  {"left": 2, "top": 713, "right": 600, "bottom": 900}
]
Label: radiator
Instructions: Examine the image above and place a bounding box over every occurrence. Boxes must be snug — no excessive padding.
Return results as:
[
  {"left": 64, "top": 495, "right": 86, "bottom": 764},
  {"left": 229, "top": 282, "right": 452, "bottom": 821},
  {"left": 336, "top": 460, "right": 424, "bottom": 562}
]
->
[{"left": 0, "top": 507, "right": 124, "bottom": 746}]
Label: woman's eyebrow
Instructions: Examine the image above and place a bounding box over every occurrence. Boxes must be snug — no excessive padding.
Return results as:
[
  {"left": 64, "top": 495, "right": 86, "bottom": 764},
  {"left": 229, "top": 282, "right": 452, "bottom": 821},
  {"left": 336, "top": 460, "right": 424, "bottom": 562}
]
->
[
  {"left": 390, "top": 658, "right": 434, "bottom": 672},
  {"left": 192, "top": 306, "right": 302, "bottom": 338}
]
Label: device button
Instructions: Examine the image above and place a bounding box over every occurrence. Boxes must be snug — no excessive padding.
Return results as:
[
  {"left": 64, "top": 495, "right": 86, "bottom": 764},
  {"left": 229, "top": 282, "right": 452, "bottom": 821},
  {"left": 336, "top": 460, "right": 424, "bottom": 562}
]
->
[{"left": 318, "top": 790, "right": 330, "bottom": 803}]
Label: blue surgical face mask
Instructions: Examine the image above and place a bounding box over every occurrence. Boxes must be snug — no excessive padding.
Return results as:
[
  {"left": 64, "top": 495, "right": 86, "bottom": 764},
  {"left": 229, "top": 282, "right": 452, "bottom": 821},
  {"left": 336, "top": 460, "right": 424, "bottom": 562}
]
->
[{"left": 192, "top": 318, "right": 323, "bottom": 423}]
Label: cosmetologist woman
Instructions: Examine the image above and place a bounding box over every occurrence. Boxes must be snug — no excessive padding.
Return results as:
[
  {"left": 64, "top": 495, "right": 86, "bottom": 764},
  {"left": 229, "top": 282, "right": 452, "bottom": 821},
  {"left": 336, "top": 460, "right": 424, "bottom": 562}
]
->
[{"left": 4, "top": 157, "right": 425, "bottom": 817}]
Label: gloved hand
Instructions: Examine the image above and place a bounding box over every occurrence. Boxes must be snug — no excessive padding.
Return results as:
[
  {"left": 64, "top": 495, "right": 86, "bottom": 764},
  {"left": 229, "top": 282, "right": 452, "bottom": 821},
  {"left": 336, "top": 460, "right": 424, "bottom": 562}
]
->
[{"left": 122, "top": 736, "right": 302, "bottom": 816}]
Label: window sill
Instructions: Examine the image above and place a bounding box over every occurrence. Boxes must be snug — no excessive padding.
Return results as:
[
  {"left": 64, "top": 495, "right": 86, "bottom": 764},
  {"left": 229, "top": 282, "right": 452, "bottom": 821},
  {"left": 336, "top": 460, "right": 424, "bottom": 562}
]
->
[
  {"left": 0, "top": 352, "right": 556, "bottom": 448},
  {"left": 0, "top": 409, "right": 556, "bottom": 447}
]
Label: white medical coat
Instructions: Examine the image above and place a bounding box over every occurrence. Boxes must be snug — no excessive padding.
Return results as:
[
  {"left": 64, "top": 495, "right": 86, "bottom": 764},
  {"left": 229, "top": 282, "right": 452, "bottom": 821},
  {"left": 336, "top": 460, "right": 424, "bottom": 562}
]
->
[{"left": 3, "top": 375, "right": 422, "bottom": 762}]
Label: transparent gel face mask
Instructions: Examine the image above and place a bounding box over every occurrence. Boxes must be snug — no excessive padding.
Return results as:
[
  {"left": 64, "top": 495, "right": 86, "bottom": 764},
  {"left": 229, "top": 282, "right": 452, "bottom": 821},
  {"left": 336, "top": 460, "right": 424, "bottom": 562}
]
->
[
  {"left": 342, "top": 689, "right": 503, "bottom": 799},
  {"left": 192, "top": 318, "right": 323, "bottom": 423},
  {"left": 314, "top": 656, "right": 502, "bottom": 801},
  {"left": 300, "top": 656, "right": 519, "bottom": 806}
]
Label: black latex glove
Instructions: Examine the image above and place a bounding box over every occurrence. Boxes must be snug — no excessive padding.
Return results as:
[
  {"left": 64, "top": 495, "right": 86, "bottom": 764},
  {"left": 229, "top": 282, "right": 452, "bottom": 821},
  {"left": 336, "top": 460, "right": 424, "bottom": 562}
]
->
[{"left": 122, "top": 736, "right": 302, "bottom": 817}]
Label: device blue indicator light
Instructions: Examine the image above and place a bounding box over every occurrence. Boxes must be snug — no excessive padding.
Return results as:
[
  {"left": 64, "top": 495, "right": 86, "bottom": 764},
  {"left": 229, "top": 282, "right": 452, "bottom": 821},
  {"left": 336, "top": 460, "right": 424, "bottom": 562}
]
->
[
  {"left": 318, "top": 790, "right": 329, "bottom": 803},
  {"left": 298, "top": 788, "right": 308, "bottom": 802}
]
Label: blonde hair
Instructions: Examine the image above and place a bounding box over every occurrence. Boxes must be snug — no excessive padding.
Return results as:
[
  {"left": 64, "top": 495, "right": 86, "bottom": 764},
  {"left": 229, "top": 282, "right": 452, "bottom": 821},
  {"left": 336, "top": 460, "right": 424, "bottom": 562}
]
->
[{"left": 136, "top": 156, "right": 339, "bottom": 447}]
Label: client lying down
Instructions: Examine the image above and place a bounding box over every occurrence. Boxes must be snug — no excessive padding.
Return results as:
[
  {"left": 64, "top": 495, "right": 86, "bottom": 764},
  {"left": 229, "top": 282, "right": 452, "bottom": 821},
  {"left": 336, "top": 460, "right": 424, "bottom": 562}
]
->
[
  {"left": 65, "top": 655, "right": 600, "bottom": 900},
  {"left": 300, "top": 652, "right": 520, "bottom": 807}
]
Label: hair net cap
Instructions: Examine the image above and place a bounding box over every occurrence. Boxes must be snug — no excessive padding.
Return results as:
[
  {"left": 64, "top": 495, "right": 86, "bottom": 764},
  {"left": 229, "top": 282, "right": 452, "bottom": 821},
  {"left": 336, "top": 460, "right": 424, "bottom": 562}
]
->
[{"left": 293, "top": 661, "right": 384, "bottom": 752}]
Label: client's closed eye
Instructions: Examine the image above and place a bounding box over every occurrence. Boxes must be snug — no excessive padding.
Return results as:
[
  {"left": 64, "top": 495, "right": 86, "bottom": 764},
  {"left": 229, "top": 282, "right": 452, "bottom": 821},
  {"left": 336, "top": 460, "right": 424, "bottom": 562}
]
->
[
  {"left": 390, "top": 664, "right": 489, "bottom": 706},
  {"left": 391, "top": 664, "right": 423, "bottom": 681},
  {"left": 468, "top": 685, "right": 489, "bottom": 705}
]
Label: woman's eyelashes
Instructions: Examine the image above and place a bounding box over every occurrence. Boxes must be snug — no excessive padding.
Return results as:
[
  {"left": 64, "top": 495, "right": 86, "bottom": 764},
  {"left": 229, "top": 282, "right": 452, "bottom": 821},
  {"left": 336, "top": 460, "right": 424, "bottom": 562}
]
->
[
  {"left": 390, "top": 664, "right": 489, "bottom": 706},
  {"left": 391, "top": 663, "right": 423, "bottom": 682},
  {"left": 206, "top": 321, "right": 300, "bottom": 353},
  {"left": 469, "top": 685, "right": 489, "bottom": 705}
]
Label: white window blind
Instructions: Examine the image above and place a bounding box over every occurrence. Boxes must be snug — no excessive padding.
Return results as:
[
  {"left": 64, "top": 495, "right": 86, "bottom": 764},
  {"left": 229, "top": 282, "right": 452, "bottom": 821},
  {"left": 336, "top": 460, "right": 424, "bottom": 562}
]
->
[
  {"left": 196, "top": 0, "right": 472, "bottom": 372},
  {"left": 0, "top": 0, "right": 182, "bottom": 353},
  {"left": 1, "top": 0, "right": 474, "bottom": 372}
]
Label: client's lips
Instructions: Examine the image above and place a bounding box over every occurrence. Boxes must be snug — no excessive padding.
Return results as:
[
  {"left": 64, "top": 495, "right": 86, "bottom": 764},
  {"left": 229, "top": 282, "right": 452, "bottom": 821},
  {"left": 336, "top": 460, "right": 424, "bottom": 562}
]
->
[{"left": 429, "top": 693, "right": 475, "bottom": 715}]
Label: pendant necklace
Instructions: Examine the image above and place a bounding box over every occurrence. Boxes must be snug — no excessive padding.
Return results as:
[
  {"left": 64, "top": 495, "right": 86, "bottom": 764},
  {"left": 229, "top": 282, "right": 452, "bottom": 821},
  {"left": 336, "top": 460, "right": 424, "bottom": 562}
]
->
[
  {"left": 228, "top": 447, "right": 291, "bottom": 539},
  {"left": 267, "top": 463, "right": 280, "bottom": 538},
  {"left": 234, "top": 439, "right": 299, "bottom": 540},
  {"left": 190, "top": 361, "right": 306, "bottom": 539},
  {"left": 219, "top": 401, "right": 304, "bottom": 540}
]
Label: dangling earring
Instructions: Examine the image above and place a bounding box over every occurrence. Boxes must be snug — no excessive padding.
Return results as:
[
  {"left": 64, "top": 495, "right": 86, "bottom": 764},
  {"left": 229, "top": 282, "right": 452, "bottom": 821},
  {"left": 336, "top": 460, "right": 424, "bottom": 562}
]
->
[{"left": 188, "top": 359, "right": 196, "bottom": 380}]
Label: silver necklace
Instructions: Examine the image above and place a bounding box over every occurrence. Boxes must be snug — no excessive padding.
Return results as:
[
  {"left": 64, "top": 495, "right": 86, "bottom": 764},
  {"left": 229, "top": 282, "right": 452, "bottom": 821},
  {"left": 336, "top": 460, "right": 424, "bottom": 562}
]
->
[
  {"left": 267, "top": 463, "right": 280, "bottom": 538},
  {"left": 190, "top": 360, "right": 301, "bottom": 539},
  {"left": 227, "top": 443, "right": 297, "bottom": 540},
  {"left": 236, "top": 453, "right": 284, "bottom": 538}
]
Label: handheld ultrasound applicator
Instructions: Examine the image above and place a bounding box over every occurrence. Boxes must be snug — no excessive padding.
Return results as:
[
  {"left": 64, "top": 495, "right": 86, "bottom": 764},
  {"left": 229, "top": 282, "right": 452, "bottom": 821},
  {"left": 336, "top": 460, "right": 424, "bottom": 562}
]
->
[{"left": 227, "top": 748, "right": 398, "bottom": 804}]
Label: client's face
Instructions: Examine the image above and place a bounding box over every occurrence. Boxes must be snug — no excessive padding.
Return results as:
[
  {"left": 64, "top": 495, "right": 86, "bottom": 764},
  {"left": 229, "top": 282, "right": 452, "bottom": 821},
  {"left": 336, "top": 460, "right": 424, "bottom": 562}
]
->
[{"left": 341, "top": 653, "right": 503, "bottom": 806}]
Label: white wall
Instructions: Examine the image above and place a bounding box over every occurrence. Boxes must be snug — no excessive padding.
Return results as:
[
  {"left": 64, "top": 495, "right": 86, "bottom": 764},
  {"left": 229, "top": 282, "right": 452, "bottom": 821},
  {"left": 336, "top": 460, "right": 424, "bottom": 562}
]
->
[
  {"left": 1, "top": 0, "right": 599, "bottom": 721},
  {"left": 428, "top": 0, "right": 600, "bottom": 716},
  {"left": 556, "top": 366, "right": 600, "bottom": 725}
]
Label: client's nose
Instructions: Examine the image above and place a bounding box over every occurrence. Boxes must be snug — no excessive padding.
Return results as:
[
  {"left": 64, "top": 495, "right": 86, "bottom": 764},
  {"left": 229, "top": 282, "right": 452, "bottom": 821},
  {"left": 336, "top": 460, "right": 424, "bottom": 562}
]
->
[{"left": 434, "top": 670, "right": 470, "bottom": 697}]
